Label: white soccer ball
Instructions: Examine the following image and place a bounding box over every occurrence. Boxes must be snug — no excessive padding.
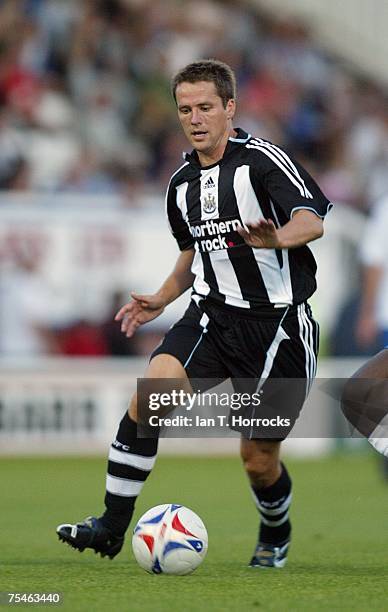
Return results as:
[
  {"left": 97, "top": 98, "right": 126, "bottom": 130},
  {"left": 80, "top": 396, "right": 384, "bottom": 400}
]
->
[{"left": 132, "top": 504, "right": 208, "bottom": 575}]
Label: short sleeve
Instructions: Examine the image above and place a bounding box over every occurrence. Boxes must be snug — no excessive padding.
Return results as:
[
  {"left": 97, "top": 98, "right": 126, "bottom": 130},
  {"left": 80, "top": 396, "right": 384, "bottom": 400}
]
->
[
  {"left": 251, "top": 142, "right": 332, "bottom": 220},
  {"left": 165, "top": 181, "right": 195, "bottom": 251}
]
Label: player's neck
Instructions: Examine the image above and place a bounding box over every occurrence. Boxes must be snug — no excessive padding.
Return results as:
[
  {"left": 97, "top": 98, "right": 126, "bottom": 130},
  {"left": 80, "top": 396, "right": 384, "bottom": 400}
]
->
[{"left": 197, "top": 128, "right": 237, "bottom": 167}]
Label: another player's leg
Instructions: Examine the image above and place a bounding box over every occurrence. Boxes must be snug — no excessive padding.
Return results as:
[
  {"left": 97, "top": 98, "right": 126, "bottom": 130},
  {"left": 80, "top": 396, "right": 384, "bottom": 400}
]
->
[
  {"left": 57, "top": 354, "right": 188, "bottom": 558},
  {"left": 240, "top": 439, "right": 292, "bottom": 568},
  {"left": 341, "top": 349, "right": 388, "bottom": 457}
]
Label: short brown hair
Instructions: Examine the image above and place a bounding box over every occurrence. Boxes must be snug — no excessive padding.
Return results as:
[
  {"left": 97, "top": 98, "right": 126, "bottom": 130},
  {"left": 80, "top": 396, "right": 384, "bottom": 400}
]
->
[{"left": 172, "top": 59, "right": 236, "bottom": 108}]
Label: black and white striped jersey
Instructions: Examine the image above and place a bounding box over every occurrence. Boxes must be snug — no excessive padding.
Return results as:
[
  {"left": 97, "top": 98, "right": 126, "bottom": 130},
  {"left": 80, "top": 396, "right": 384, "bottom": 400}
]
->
[{"left": 166, "top": 128, "right": 332, "bottom": 310}]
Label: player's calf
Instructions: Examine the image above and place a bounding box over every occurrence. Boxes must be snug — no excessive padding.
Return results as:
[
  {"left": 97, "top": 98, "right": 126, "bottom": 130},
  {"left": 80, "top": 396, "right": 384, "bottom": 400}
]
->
[{"left": 241, "top": 440, "right": 292, "bottom": 568}]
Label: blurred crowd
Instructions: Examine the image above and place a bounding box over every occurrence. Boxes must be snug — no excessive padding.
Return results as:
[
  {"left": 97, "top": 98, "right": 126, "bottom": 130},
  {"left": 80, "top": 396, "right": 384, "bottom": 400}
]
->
[
  {"left": 0, "top": 0, "right": 387, "bottom": 208},
  {"left": 1, "top": 0, "right": 388, "bottom": 358}
]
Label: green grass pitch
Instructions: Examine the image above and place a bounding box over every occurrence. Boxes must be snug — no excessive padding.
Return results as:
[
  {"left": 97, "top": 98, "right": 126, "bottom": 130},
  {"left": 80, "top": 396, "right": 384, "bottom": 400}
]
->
[{"left": 1, "top": 452, "right": 388, "bottom": 611}]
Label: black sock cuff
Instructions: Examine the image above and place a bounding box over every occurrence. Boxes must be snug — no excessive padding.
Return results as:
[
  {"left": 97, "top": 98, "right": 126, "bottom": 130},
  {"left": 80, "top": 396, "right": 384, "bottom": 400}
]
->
[
  {"left": 117, "top": 412, "right": 137, "bottom": 441},
  {"left": 115, "top": 411, "right": 159, "bottom": 456},
  {"left": 253, "top": 462, "right": 292, "bottom": 501}
]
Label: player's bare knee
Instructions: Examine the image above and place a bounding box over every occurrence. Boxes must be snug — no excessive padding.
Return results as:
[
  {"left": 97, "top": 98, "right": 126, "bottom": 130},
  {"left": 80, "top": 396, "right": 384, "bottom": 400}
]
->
[
  {"left": 130, "top": 355, "right": 190, "bottom": 424},
  {"left": 240, "top": 441, "right": 280, "bottom": 488},
  {"left": 243, "top": 456, "right": 277, "bottom": 488},
  {"left": 146, "top": 353, "right": 188, "bottom": 379}
]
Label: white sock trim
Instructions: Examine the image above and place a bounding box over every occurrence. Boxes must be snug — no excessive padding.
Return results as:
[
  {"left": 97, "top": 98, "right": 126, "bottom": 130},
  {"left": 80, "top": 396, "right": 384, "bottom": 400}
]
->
[
  {"left": 106, "top": 475, "right": 144, "bottom": 497},
  {"left": 368, "top": 414, "right": 388, "bottom": 456},
  {"left": 109, "top": 446, "right": 156, "bottom": 471}
]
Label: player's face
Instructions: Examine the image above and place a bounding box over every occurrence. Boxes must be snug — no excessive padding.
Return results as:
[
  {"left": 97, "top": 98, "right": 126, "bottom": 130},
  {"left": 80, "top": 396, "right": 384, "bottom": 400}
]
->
[{"left": 176, "top": 81, "right": 235, "bottom": 163}]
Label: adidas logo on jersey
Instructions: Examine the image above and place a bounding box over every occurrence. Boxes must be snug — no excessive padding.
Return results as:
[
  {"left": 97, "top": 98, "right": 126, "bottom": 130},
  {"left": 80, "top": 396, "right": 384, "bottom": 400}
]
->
[{"left": 203, "top": 176, "right": 215, "bottom": 189}]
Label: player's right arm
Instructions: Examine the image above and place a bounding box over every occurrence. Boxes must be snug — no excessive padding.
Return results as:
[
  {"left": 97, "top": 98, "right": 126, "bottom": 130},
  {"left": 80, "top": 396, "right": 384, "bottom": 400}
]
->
[{"left": 115, "top": 248, "right": 195, "bottom": 338}]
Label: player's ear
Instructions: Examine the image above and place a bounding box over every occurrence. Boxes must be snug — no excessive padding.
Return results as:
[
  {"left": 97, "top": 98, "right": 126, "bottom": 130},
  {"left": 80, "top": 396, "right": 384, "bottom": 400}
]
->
[{"left": 226, "top": 99, "right": 236, "bottom": 120}]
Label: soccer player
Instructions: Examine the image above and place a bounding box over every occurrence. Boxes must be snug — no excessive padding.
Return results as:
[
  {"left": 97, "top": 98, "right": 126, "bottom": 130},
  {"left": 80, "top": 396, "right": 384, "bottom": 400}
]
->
[{"left": 57, "top": 60, "right": 331, "bottom": 568}]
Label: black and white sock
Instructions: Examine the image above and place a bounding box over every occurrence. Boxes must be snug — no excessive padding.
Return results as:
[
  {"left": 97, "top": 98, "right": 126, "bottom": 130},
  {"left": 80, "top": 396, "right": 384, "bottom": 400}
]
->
[
  {"left": 99, "top": 412, "right": 158, "bottom": 537},
  {"left": 251, "top": 463, "right": 292, "bottom": 545}
]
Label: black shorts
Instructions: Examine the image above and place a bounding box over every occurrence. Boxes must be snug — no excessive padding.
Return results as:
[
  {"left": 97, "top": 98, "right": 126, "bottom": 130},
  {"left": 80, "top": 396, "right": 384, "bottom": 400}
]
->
[{"left": 151, "top": 298, "right": 319, "bottom": 438}]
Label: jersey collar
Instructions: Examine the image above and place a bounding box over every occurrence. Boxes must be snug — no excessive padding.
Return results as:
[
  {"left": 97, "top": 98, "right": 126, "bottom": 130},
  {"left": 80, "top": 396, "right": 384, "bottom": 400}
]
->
[{"left": 183, "top": 128, "right": 251, "bottom": 169}]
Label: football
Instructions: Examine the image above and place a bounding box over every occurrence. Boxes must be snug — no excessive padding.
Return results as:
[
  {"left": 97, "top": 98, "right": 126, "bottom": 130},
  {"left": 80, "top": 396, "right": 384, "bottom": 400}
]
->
[{"left": 132, "top": 504, "right": 208, "bottom": 575}]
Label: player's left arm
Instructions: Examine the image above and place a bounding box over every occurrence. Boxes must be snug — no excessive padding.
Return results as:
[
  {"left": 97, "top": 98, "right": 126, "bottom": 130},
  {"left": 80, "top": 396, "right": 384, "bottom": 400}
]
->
[
  {"left": 238, "top": 210, "right": 323, "bottom": 249},
  {"left": 239, "top": 147, "right": 331, "bottom": 249}
]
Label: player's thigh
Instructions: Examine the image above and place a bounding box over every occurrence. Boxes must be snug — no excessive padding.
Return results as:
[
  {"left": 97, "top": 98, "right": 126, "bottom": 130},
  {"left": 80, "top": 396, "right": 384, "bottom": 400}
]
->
[
  {"left": 341, "top": 348, "right": 388, "bottom": 426},
  {"left": 146, "top": 353, "right": 188, "bottom": 379},
  {"left": 151, "top": 300, "right": 228, "bottom": 383},
  {"left": 350, "top": 348, "right": 388, "bottom": 379},
  {"left": 130, "top": 299, "right": 227, "bottom": 421}
]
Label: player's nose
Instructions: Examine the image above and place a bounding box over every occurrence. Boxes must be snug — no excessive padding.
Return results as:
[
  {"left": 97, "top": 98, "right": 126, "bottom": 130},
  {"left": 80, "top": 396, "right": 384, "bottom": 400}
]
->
[{"left": 190, "top": 109, "right": 201, "bottom": 124}]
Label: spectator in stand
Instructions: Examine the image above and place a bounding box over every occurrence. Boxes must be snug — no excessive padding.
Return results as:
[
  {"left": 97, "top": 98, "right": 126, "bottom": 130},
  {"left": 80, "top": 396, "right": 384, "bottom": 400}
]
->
[
  {"left": 0, "top": 244, "right": 62, "bottom": 356},
  {"left": 0, "top": 0, "right": 386, "bottom": 208},
  {"left": 0, "top": 103, "right": 30, "bottom": 190}
]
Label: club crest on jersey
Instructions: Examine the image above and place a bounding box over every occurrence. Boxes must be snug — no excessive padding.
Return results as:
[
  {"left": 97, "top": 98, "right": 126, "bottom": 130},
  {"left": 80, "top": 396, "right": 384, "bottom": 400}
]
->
[{"left": 202, "top": 193, "right": 216, "bottom": 214}]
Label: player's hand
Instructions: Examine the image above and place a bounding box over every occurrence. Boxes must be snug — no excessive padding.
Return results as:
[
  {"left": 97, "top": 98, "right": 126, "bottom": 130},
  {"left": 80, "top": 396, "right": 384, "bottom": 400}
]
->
[
  {"left": 114, "top": 292, "right": 165, "bottom": 338},
  {"left": 237, "top": 219, "right": 281, "bottom": 249}
]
